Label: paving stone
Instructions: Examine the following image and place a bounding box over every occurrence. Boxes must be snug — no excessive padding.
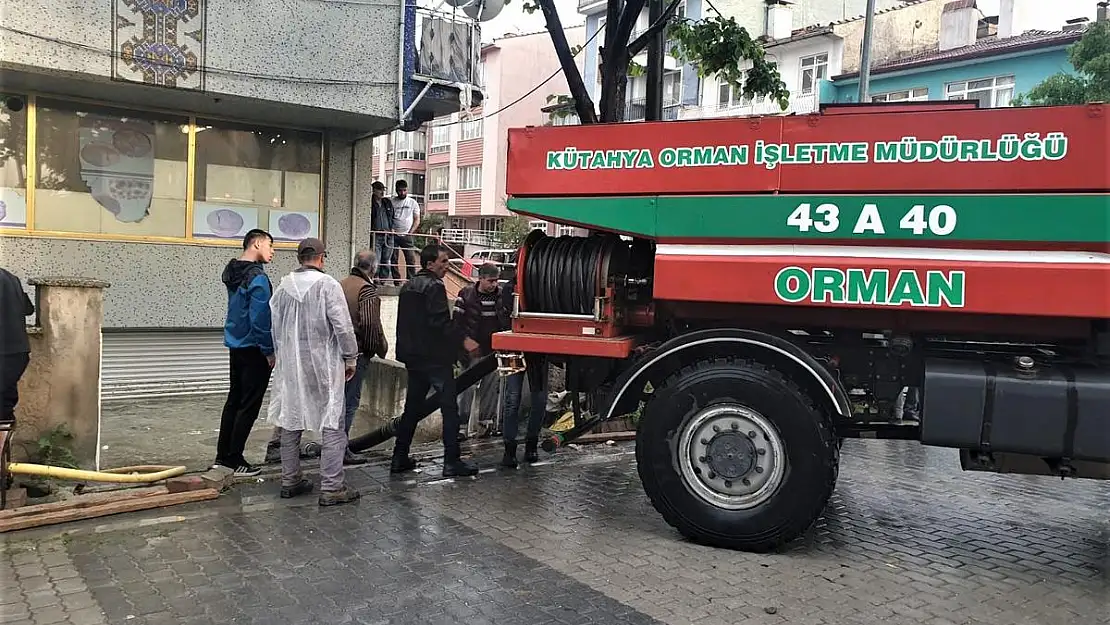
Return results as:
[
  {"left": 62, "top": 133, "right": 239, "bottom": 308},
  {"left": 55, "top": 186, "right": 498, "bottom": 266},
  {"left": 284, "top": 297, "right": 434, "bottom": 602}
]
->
[{"left": 3, "top": 439, "right": 1108, "bottom": 625}]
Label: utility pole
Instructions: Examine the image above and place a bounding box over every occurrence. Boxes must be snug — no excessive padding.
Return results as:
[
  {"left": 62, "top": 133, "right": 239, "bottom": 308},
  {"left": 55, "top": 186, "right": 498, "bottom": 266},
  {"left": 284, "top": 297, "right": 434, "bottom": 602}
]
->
[
  {"left": 645, "top": 0, "right": 665, "bottom": 120},
  {"left": 857, "top": 0, "right": 877, "bottom": 103}
]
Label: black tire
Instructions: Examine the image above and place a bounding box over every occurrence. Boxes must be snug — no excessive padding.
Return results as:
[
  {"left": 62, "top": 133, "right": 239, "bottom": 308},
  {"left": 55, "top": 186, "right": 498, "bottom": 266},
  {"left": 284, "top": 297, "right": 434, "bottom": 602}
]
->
[{"left": 636, "top": 357, "right": 839, "bottom": 552}]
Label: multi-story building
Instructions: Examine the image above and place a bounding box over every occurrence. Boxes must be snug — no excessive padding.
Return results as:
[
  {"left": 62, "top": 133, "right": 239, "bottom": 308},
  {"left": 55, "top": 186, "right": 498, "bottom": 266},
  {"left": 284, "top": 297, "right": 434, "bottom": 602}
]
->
[
  {"left": 0, "top": 0, "right": 480, "bottom": 398},
  {"left": 575, "top": 0, "right": 906, "bottom": 121},
  {"left": 370, "top": 27, "right": 586, "bottom": 247},
  {"left": 826, "top": 0, "right": 1096, "bottom": 107}
]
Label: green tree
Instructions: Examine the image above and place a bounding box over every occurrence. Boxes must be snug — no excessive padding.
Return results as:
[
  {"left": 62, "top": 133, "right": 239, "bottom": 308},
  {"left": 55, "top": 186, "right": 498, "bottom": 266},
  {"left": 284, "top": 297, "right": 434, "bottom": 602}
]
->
[
  {"left": 514, "top": 0, "right": 788, "bottom": 123},
  {"left": 496, "top": 215, "right": 533, "bottom": 246},
  {"left": 1014, "top": 21, "right": 1110, "bottom": 105}
]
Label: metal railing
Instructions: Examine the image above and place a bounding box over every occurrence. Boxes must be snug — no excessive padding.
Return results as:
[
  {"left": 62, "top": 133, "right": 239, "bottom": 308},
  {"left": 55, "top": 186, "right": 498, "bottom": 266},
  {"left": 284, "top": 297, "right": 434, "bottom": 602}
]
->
[
  {"left": 625, "top": 98, "right": 682, "bottom": 121},
  {"left": 367, "top": 228, "right": 471, "bottom": 285},
  {"left": 440, "top": 228, "right": 506, "bottom": 247},
  {"left": 677, "top": 92, "right": 819, "bottom": 120}
]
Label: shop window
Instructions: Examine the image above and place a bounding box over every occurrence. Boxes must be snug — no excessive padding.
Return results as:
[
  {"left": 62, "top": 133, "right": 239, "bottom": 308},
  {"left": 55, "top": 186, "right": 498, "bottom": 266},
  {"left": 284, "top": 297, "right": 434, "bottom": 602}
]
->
[
  {"left": 192, "top": 119, "right": 322, "bottom": 243},
  {"left": 34, "top": 99, "right": 189, "bottom": 237},
  {"left": 0, "top": 96, "right": 28, "bottom": 229}
]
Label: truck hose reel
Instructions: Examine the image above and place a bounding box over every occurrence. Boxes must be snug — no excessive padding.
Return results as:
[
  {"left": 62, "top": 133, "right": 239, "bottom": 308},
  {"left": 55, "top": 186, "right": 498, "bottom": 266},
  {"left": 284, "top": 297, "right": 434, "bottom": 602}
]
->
[{"left": 523, "top": 234, "right": 628, "bottom": 315}]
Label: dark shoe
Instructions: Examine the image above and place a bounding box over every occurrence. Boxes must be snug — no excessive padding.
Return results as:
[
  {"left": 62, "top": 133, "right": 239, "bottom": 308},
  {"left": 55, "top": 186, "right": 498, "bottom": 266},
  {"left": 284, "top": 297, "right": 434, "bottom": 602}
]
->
[
  {"left": 280, "top": 479, "right": 314, "bottom": 499},
  {"left": 232, "top": 463, "right": 262, "bottom": 477},
  {"left": 264, "top": 443, "right": 281, "bottom": 465},
  {"left": 500, "top": 441, "right": 518, "bottom": 469},
  {"left": 443, "top": 458, "right": 479, "bottom": 478},
  {"left": 343, "top": 449, "right": 368, "bottom": 466},
  {"left": 524, "top": 438, "right": 539, "bottom": 463},
  {"left": 390, "top": 455, "right": 420, "bottom": 474},
  {"left": 319, "top": 485, "right": 361, "bottom": 507}
]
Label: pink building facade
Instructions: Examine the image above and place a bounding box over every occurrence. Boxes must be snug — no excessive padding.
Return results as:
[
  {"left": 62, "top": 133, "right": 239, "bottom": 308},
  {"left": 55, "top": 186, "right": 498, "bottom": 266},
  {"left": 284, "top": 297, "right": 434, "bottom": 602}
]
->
[{"left": 370, "top": 26, "right": 586, "bottom": 247}]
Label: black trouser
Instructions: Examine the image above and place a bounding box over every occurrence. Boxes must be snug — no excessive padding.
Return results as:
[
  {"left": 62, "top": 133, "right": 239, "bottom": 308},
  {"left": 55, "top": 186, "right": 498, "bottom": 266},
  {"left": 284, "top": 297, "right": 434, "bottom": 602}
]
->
[
  {"left": 1, "top": 352, "right": 30, "bottom": 423},
  {"left": 216, "top": 347, "right": 271, "bottom": 467},
  {"left": 390, "top": 234, "right": 418, "bottom": 281},
  {"left": 394, "top": 365, "right": 461, "bottom": 462}
]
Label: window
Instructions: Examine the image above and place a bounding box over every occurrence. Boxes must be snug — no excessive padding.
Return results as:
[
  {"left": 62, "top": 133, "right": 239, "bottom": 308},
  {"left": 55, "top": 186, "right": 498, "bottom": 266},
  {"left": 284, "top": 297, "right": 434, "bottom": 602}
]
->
[
  {"left": 528, "top": 220, "right": 548, "bottom": 232},
  {"left": 387, "top": 172, "right": 425, "bottom": 203},
  {"left": 458, "top": 165, "right": 481, "bottom": 190},
  {"left": 663, "top": 70, "right": 682, "bottom": 106},
  {"left": 192, "top": 119, "right": 322, "bottom": 243},
  {"left": 0, "top": 96, "right": 29, "bottom": 229},
  {"left": 714, "top": 71, "right": 768, "bottom": 109},
  {"left": 946, "top": 76, "right": 1015, "bottom": 108},
  {"left": 800, "top": 53, "right": 829, "bottom": 95},
  {"left": 388, "top": 130, "right": 426, "bottom": 160},
  {"left": 2, "top": 94, "right": 323, "bottom": 246},
  {"left": 35, "top": 99, "right": 190, "bottom": 237},
  {"left": 460, "top": 118, "right": 483, "bottom": 141},
  {"left": 557, "top": 225, "right": 575, "bottom": 237},
  {"left": 872, "top": 88, "right": 929, "bottom": 102},
  {"left": 429, "top": 124, "right": 451, "bottom": 154},
  {"left": 479, "top": 217, "right": 501, "bottom": 232},
  {"left": 427, "top": 166, "right": 449, "bottom": 201}
]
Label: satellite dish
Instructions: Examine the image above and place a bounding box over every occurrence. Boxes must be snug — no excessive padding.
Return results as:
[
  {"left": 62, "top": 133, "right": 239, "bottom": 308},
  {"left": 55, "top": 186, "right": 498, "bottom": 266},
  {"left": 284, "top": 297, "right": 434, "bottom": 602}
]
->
[{"left": 463, "top": 0, "right": 504, "bottom": 22}]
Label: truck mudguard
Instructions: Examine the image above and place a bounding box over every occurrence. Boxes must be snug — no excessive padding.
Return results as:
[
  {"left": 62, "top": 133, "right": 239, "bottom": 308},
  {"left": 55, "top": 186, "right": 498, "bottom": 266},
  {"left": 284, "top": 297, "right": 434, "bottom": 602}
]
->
[{"left": 601, "top": 328, "right": 852, "bottom": 423}]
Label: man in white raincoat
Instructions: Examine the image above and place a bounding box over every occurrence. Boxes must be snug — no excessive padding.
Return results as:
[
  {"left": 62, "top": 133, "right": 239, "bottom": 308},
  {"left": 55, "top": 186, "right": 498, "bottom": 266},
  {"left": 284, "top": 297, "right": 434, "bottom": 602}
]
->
[{"left": 268, "top": 238, "right": 361, "bottom": 506}]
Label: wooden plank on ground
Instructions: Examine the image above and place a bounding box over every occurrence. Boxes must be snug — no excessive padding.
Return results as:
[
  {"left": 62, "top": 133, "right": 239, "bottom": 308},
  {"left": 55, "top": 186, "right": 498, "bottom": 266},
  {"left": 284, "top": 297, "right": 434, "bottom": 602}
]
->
[
  {"left": 0, "top": 488, "right": 219, "bottom": 533},
  {"left": 0, "top": 486, "right": 168, "bottom": 520},
  {"left": 575, "top": 431, "right": 637, "bottom": 444}
]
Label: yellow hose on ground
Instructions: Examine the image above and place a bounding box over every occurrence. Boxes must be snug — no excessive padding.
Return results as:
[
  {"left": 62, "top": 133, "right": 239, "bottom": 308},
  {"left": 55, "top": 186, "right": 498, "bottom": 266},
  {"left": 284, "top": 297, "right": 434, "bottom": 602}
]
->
[{"left": 7, "top": 463, "right": 187, "bottom": 483}]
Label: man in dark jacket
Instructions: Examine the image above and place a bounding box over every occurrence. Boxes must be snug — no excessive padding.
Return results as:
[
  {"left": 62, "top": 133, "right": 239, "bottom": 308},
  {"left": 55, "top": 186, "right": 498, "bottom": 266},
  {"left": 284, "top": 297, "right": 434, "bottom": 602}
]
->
[
  {"left": 215, "top": 228, "right": 275, "bottom": 476},
  {"left": 370, "top": 181, "right": 394, "bottom": 281},
  {"left": 454, "top": 263, "right": 503, "bottom": 438},
  {"left": 1, "top": 268, "right": 35, "bottom": 424},
  {"left": 338, "top": 249, "right": 388, "bottom": 466},
  {"left": 393, "top": 244, "right": 479, "bottom": 478}
]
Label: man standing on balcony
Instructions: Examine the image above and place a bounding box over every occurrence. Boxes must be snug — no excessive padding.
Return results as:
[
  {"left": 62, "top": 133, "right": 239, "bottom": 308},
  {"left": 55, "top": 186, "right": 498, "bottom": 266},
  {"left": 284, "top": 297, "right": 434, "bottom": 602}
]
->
[
  {"left": 389, "top": 179, "right": 421, "bottom": 285},
  {"left": 370, "top": 181, "right": 394, "bottom": 282}
]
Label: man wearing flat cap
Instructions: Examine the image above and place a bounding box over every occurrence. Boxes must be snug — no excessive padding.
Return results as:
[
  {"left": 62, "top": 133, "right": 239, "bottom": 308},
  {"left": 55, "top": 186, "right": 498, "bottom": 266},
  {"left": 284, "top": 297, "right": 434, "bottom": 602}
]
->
[
  {"left": 267, "top": 237, "right": 361, "bottom": 506},
  {"left": 453, "top": 262, "right": 506, "bottom": 439}
]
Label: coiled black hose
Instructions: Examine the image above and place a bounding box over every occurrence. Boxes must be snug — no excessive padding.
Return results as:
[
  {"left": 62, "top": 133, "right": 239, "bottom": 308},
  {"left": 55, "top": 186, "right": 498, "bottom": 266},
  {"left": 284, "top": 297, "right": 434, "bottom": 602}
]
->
[{"left": 524, "top": 234, "right": 615, "bottom": 315}]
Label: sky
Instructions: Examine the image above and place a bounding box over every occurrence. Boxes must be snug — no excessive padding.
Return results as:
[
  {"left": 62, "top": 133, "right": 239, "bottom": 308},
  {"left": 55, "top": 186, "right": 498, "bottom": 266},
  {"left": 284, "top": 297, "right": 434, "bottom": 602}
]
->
[{"left": 477, "top": 0, "right": 1100, "bottom": 42}]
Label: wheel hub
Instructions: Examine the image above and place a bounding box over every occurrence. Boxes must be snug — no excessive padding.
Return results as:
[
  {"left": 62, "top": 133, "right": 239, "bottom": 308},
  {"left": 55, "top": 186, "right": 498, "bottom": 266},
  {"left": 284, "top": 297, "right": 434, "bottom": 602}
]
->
[
  {"left": 676, "top": 403, "right": 786, "bottom": 510},
  {"left": 705, "top": 432, "right": 756, "bottom": 479}
]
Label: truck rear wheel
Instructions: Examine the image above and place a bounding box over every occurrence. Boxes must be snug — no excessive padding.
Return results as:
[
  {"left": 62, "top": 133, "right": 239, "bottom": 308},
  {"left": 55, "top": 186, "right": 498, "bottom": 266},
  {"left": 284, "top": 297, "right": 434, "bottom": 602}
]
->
[{"left": 636, "top": 358, "right": 839, "bottom": 552}]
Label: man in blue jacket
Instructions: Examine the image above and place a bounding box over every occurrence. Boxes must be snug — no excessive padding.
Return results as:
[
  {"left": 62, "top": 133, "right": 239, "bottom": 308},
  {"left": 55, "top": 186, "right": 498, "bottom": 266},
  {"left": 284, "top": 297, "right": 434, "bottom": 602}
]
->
[{"left": 215, "top": 229, "right": 275, "bottom": 476}]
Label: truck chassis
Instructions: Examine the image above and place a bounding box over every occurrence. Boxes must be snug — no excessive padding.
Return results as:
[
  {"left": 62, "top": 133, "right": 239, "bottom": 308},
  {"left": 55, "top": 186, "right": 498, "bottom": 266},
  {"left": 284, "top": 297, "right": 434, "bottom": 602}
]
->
[{"left": 489, "top": 102, "right": 1110, "bottom": 552}]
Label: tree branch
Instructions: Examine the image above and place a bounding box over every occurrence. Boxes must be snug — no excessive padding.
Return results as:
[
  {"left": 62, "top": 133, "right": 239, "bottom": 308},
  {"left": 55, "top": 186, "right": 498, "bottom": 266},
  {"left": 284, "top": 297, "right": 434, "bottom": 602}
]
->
[
  {"left": 536, "top": 0, "right": 598, "bottom": 124},
  {"left": 612, "top": 0, "right": 646, "bottom": 60},
  {"left": 627, "top": 0, "right": 682, "bottom": 57}
]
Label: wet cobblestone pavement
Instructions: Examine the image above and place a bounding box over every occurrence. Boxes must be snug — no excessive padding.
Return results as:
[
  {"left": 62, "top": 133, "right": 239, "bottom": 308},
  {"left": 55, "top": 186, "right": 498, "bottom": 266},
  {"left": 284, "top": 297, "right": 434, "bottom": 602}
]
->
[{"left": 2, "top": 439, "right": 1108, "bottom": 625}]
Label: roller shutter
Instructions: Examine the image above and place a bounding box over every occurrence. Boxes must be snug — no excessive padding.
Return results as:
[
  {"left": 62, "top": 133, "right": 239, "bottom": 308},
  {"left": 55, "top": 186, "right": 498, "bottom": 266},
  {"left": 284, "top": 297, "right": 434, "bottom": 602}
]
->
[{"left": 101, "top": 330, "right": 229, "bottom": 401}]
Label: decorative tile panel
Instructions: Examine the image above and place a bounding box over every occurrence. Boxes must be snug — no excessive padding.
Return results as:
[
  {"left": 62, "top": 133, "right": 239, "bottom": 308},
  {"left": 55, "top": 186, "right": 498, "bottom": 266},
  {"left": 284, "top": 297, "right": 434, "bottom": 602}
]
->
[{"left": 112, "top": 0, "right": 206, "bottom": 89}]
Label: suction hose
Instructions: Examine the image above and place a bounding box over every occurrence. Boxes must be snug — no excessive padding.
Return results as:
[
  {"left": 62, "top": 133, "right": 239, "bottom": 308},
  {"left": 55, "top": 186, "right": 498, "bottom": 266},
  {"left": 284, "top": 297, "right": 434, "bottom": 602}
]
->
[
  {"left": 7, "top": 463, "right": 187, "bottom": 483},
  {"left": 524, "top": 234, "right": 616, "bottom": 315}
]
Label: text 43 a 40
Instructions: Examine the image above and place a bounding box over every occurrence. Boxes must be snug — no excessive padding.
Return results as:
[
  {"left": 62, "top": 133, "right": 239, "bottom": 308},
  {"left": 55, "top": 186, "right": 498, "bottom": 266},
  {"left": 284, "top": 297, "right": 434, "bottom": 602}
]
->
[{"left": 787, "top": 202, "right": 957, "bottom": 237}]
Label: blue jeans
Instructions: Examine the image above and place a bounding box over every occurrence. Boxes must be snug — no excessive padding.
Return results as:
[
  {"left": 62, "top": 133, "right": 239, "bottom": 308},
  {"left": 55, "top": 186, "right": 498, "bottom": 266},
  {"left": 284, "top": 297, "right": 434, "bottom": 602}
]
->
[
  {"left": 375, "top": 233, "right": 393, "bottom": 280},
  {"left": 501, "top": 371, "right": 546, "bottom": 444},
  {"left": 343, "top": 355, "right": 370, "bottom": 437}
]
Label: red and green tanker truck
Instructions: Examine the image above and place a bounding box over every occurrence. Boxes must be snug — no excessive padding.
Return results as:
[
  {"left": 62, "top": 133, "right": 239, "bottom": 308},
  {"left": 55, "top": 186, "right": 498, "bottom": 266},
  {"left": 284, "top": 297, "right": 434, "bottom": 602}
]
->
[{"left": 488, "top": 101, "right": 1110, "bottom": 553}]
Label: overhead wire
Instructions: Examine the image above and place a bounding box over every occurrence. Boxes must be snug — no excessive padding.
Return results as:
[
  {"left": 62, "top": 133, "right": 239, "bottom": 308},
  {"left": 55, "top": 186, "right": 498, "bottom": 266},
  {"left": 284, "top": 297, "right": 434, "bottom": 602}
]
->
[{"left": 433, "top": 20, "right": 604, "bottom": 127}]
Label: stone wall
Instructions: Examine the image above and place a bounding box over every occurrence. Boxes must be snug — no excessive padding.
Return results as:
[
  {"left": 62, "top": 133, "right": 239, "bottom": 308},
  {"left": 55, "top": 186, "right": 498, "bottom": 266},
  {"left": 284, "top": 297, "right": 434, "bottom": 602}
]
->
[{"left": 12, "top": 278, "right": 108, "bottom": 469}]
